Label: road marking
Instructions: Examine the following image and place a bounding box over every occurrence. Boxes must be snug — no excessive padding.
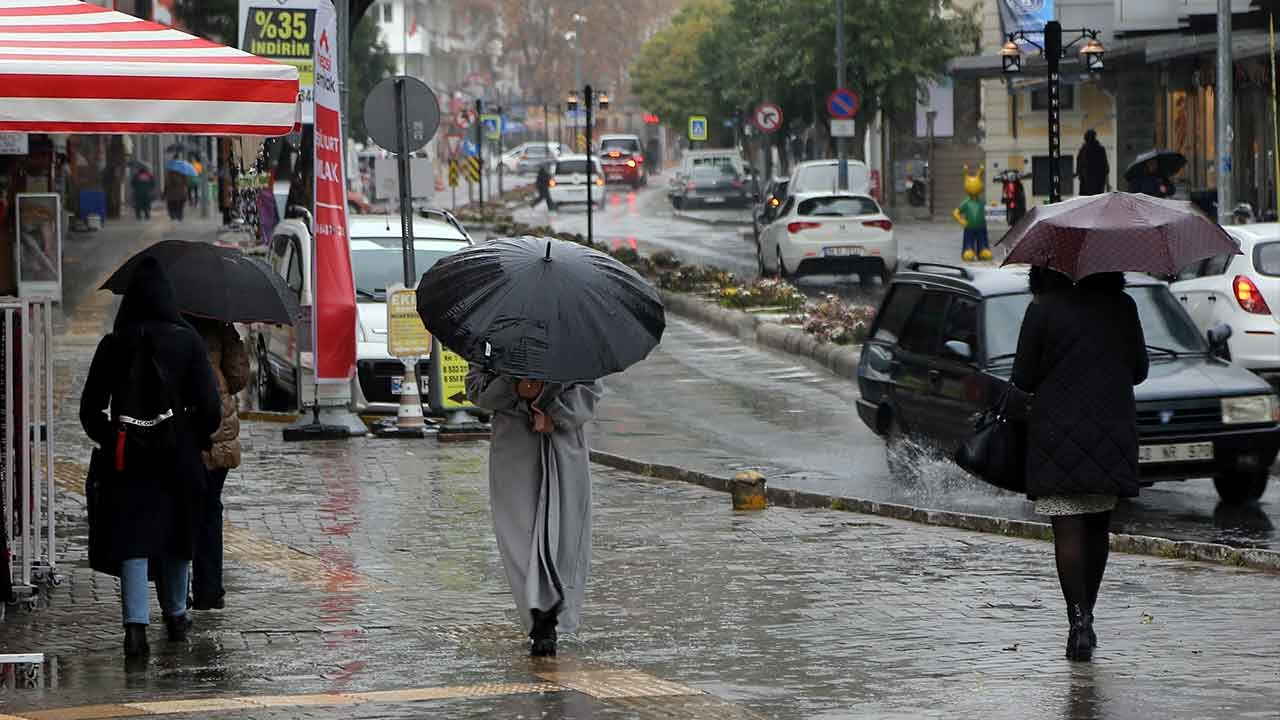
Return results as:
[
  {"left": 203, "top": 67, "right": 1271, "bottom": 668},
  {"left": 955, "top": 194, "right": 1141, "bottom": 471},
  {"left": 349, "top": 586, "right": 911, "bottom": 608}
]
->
[{"left": 534, "top": 669, "right": 701, "bottom": 699}]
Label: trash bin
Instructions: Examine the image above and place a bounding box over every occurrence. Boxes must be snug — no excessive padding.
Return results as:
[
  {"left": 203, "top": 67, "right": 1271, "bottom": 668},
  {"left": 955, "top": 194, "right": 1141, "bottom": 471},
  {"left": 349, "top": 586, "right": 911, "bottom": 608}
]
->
[{"left": 77, "top": 190, "right": 107, "bottom": 222}]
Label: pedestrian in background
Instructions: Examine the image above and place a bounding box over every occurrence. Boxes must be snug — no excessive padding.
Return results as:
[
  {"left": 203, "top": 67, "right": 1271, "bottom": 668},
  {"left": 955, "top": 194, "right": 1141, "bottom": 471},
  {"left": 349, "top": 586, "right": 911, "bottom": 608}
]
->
[
  {"left": 188, "top": 154, "right": 204, "bottom": 205},
  {"left": 184, "top": 316, "right": 251, "bottom": 612},
  {"left": 80, "top": 258, "right": 221, "bottom": 658},
  {"left": 532, "top": 164, "right": 554, "bottom": 210},
  {"left": 1127, "top": 158, "right": 1172, "bottom": 198},
  {"left": 1012, "top": 266, "right": 1148, "bottom": 662},
  {"left": 165, "top": 168, "right": 187, "bottom": 221},
  {"left": 466, "top": 368, "right": 601, "bottom": 657},
  {"left": 1075, "top": 129, "right": 1109, "bottom": 196},
  {"left": 131, "top": 168, "right": 154, "bottom": 220}
]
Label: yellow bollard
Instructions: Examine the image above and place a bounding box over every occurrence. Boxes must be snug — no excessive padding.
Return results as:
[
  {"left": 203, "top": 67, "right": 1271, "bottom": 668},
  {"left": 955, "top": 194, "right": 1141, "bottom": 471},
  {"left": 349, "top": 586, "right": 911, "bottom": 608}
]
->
[{"left": 730, "top": 470, "right": 767, "bottom": 511}]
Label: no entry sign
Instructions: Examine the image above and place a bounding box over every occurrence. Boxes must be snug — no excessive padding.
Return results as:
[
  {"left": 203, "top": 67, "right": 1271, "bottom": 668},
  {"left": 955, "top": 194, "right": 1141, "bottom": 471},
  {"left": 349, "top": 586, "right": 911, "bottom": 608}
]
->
[
  {"left": 827, "top": 88, "right": 859, "bottom": 119},
  {"left": 752, "top": 103, "right": 783, "bottom": 134}
]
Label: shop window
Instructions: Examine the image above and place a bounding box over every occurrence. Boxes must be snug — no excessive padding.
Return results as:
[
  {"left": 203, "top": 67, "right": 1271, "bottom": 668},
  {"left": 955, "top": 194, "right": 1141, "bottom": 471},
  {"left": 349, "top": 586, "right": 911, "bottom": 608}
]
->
[
  {"left": 1030, "top": 85, "right": 1075, "bottom": 112},
  {"left": 1031, "top": 156, "right": 1074, "bottom": 197}
]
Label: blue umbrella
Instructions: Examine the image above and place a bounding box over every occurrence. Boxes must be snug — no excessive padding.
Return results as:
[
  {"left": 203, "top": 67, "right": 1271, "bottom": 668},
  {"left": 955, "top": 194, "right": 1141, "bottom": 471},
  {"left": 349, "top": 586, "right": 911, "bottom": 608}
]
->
[{"left": 165, "top": 158, "right": 198, "bottom": 177}]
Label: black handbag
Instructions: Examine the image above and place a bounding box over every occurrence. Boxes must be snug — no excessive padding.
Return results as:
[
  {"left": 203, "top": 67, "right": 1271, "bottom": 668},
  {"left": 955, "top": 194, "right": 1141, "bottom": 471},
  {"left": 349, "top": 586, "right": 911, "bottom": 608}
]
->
[{"left": 955, "top": 383, "right": 1028, "bottom": 493}]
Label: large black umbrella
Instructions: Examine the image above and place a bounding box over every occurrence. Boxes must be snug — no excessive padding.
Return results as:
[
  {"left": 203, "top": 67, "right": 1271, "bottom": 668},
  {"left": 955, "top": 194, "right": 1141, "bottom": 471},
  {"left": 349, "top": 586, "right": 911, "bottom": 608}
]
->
[
  {"left": 103, "top": 241, "right": 300, "bottom": 325},
  {"left": 1124, "top": 149, "right": 1186, "bottom": 182},
  {"left": 416, "top": 236, "right": 665, "bottom": 382}
]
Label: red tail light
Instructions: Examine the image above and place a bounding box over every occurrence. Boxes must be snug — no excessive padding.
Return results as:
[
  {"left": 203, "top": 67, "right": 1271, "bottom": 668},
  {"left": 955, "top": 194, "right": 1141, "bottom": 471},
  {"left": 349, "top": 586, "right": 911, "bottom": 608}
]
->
[
  {"left": 1235, "top": 275, "right": 1272, "bottom": 314},
  {"left": 862, "top": 219, "right": 893, "bottom": 231},
  {"left": 685, "top": 182, "right": 696, "bottom": 190},
  {"left": 635, "top": 154, "right": 644, "bottom": 164},
  {"left": 626, "top": 159, "right": 637, "bottom": 168},
  {"left": 787, "top": 221, "right": 822, "bottom": 234}
]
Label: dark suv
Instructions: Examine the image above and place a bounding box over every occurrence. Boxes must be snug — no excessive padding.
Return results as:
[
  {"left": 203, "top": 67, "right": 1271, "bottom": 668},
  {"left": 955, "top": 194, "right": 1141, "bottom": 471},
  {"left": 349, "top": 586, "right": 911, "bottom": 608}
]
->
[{"left": 856, "top": 263, "right": 1280, "bottom": 504}]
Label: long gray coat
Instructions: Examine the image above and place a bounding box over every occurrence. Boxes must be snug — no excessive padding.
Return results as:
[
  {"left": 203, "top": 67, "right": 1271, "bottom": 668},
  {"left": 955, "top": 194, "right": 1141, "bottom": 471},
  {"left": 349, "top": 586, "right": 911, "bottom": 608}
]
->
[{"left": 466, "top": 368, "right": 602, "bottom": 634}]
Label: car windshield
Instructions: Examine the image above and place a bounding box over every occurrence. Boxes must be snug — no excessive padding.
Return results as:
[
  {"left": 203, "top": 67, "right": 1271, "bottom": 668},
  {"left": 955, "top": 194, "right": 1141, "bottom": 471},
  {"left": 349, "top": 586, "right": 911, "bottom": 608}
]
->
[
  {"left": 984, "top": 285, "right": 1207, "bottom": 363},
  {"left": 1254, "top": 242, "right": 1280, "bottom": 276},
  {"left": 601, "top": 138, "right": 639, "bottom": 152},
  {"left": 351, "top": 240, "right": 458, "bottom": 299},
  {"left": 797, "top": 196, "right": 879, "bottom": 217},
  {"left": 555, "top": 160, "right": 594, "bottom": 174},
  {"left": 792, "top": 164, "right": 870, "bottom": 193},
  {"left": 524, "top": 146, "right": 549, "bottom": 157}
]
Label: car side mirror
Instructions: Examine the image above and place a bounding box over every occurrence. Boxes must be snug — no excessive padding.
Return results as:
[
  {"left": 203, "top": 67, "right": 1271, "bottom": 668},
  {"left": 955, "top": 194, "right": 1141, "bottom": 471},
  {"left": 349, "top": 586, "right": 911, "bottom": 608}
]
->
[
  {"left": 1207, "top": 323, "right": 1233, "bottom": 353},
  {"left": 866, "top": 345, "right": 893, "bottom": 373},
  {"left": 944, "top": 340, "right": 973, "bottom": 362}
]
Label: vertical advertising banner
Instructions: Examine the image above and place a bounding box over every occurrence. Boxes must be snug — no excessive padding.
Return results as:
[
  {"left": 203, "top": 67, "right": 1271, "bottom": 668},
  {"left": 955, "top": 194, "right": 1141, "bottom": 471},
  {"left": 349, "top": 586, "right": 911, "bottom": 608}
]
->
[
  {"left": 239, "top": 0, "right": 317, "bottom": 123},
  {"left": 312, "top": 0, "right": 356, "bottom": 383},
  {"left": 999, "top": 0, "right": 1054, "bottom": 46}
]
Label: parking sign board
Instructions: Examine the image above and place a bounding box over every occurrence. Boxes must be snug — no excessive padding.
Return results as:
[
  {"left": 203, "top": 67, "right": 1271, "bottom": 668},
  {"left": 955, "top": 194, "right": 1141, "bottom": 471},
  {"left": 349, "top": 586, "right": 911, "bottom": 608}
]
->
[
  {"left": 752, "top": 103, "right": 782, "bottom": 134},
  {"left": 688, "top": 115, "right": 709, "bottom": 141},
  {"left": 827, "top": 88, "right": 859, "bottom": 119}
]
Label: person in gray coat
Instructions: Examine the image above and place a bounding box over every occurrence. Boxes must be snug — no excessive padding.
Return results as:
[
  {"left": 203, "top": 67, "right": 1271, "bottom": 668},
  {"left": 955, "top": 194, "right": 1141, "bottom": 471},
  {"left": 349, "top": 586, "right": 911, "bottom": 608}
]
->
[{"left": 466, "top": 368, "right": 602, "bottom": 657}]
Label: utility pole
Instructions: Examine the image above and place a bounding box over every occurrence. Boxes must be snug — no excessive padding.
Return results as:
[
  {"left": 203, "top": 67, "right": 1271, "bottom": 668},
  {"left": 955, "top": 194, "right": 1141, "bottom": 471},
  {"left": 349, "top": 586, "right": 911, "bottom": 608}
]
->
[
  {"left": 1217, "top": 0, "right": 1234, "bottom": 224},
  {"left": 835, "top": 0, "right": 848, "bottom": 190}
]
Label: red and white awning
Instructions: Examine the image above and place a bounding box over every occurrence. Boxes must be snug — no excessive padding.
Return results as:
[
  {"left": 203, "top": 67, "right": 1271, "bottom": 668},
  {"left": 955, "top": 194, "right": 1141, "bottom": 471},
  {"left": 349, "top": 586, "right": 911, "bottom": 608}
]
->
[{"left": 0, "top": 0, "right": 299, "bottom": 136}]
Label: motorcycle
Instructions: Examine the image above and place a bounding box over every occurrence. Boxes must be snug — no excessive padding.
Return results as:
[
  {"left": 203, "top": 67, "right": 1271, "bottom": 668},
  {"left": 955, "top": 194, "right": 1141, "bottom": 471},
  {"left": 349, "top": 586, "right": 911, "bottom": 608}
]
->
[
  {"left": 993, "top": 169, "right": 1026, "bottom": 226},
  {"left": 906, "top": 162, "right": 929, "bottom": 207}
]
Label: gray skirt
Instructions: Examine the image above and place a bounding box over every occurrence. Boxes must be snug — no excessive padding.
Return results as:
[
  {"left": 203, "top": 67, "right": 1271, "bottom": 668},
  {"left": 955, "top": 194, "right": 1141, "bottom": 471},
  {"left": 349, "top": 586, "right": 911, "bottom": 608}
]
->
[{"left": 1034, "top": 494, "right": 1118, "bottom": 516}]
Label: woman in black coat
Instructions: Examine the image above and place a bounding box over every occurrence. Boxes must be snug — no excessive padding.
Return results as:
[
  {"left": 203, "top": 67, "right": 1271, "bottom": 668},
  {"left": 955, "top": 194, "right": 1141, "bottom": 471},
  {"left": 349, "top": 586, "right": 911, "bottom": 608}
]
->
[
  {"left": 80, "top": 258, "right": 221, "bottom": 657},
  {"left": 1012, "top": 267, "right": 1148, "bottom": 662}
]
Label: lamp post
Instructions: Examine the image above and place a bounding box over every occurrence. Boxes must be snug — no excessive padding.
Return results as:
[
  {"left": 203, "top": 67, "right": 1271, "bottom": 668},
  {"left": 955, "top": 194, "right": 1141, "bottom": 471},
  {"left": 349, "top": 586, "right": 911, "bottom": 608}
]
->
[
  {"left": 567, "top": 86, "right": 609, "bottom": 247},
  {"left": 1001, "top": 22, "right": 1105, "bottom": 204}
]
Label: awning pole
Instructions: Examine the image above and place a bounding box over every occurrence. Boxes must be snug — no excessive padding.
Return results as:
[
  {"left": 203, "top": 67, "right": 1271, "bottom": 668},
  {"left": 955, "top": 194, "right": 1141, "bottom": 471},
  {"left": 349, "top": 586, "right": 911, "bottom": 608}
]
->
[{"left": 1271, "top": 14, "right": 1278, "bottom": 218}]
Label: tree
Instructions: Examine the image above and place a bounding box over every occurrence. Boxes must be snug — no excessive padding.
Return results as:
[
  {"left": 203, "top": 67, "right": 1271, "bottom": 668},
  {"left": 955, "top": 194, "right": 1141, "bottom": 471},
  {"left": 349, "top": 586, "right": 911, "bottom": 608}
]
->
[
  {"left": 630, "top": 0, "right": 728, "bottom": 128},
  {"left": 348, "top": 15, "right": 397, "bottom": 144}
]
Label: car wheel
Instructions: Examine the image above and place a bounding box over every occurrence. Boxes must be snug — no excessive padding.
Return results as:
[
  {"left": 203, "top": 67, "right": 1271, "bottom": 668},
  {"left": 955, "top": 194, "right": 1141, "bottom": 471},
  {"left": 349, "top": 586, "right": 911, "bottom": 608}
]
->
[
  {"left": 885, "top": 416, "right": 918, "bottom": 482},
  {"left": 776, "top": 248, "right": 790, "bottom": 279},
  {"left": 1213, "top": 471, "right": 1269, "bottom": 504},
  {"left": 672, "top": 197, "right": 684, "bottom": 210},
  {"left": 255, "top": 345, "right": 284, "bottom": 412}
]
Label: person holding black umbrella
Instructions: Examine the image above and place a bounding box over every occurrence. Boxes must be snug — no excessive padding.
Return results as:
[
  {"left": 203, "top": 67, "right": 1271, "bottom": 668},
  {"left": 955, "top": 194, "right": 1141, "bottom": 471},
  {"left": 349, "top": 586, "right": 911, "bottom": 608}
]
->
[{"left": 418, "top": 237, "right": 665, "bottom": 657}]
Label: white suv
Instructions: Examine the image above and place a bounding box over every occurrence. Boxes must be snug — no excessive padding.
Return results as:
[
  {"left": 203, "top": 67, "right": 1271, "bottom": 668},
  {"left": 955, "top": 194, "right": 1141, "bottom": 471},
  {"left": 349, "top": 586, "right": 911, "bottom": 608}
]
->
[{"left": 255, "top": 211, "right": 472, "bottom": 414}]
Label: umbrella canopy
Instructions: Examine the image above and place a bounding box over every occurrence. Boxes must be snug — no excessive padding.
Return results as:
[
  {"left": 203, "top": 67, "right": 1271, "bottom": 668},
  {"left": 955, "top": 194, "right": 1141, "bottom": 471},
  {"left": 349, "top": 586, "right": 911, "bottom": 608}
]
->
[
  {"left": 165, "top": 158, "right": 198, "bottom": 177},
  {"left": 416, "top": 237, "right": 665, "bottom": 382},
  {"left": 103, "top": 241, "right": 300, "bottom": 326},
  {"left": 0, "top": 1, "right": 298, "bottom": 136},
  {"left": 999, "top": 192, "right": 1240, "bottom": 281},
  {"left": 1124, "top": 149, "right": 1187, "bottom": 182}
]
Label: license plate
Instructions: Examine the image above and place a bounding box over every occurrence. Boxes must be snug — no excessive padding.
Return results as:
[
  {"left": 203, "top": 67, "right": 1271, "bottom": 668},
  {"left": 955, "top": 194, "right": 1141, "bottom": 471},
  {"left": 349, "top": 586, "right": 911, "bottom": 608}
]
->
[
  {"left": 702, "top": 196, "right": 725, "bottom": 203},
  {"left": 1138, "top": 442, "right": 1214, "bottom": 464},
  {"left": 824, "top": 246, "right": 865, "bottom": 257},
  {"left": 391, "top": 376, "right": 422, "bottom": 392}
]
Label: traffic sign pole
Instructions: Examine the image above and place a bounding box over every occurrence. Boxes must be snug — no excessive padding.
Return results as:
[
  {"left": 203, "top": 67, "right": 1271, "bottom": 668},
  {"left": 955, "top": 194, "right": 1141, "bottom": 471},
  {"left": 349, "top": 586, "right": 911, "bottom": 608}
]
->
[
  {"left": 395, "top": 77, "right": 416, "bottom": 288},
  {"left": 836, "top": 0, "right": 847, "bottom": 190},
  {"left": 475, "top": 99, "right": 484, "bottom": 222}
]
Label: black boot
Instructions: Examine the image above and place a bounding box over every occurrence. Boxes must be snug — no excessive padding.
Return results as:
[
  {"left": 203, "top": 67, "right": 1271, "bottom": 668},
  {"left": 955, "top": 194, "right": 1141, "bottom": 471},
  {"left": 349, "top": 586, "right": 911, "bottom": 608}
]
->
[
  {"left": 1066, "top": 604, "right": 1093, "bottom": 661},
  {"left": 164, "top": 613, "right": 192, "bottom": 642},
  {"left": 124, "top": 623, "right": 149, "bottom": 657},
  {"left": 529, "top": 608, "right": 558, "bottom": 658}
]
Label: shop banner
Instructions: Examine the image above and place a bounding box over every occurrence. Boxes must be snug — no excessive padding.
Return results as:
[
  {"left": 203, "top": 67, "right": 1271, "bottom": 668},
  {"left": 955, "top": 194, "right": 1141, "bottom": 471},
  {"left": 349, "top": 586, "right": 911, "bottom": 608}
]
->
[
  {"left": 311, "top": 0, "right": 355, "bottom": 383},
  {"left": 999, "top": 0, "right": 1054, "bottom": 46},
  {"left": 239, "top": 0, "right": 317, "bottom": 123}
]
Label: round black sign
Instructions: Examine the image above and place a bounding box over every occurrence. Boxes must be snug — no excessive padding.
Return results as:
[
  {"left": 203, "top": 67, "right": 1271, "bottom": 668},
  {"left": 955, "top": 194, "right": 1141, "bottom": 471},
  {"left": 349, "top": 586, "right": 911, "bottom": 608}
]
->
[{"left": 363, "top": 76, "right": 440, "bottom": 154}]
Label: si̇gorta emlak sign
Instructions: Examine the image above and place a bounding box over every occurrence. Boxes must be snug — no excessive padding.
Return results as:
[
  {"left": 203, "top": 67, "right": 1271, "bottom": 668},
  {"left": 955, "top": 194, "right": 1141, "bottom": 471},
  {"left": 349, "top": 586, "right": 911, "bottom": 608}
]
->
[
  {"left": 239, "top": 0, "right": 317, "bottom": 123},
  {"left": 311, "top": 0, "right": 357, "bottom": 386}
]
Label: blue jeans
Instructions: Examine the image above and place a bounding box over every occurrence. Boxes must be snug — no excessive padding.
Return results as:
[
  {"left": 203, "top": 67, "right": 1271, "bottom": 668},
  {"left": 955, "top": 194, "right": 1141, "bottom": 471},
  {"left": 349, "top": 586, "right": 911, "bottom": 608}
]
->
[{"left": 121, "top": 557, "right": 188, "bottom": 625}]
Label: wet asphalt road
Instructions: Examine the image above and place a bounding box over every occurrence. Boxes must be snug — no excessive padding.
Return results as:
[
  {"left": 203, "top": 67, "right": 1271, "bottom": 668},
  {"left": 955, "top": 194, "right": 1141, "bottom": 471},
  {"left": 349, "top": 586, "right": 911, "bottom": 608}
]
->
[{"left": 514, "top": 183, "right": 1280, "bottom": 550}]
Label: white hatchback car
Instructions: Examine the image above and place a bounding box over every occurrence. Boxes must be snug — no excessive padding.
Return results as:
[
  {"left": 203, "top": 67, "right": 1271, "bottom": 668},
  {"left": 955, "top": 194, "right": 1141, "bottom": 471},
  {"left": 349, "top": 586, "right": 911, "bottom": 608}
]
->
[
  {"left": 1170, "top": 223, "right": 1280, "bottom": 383},
  {"left": 758, "top": 192, "right": 897, "bottom": 281},
  {"left": 547, "top": 155, "right": 606, "bottom": 209},
  {"left": 256, "top": 211, "right": 472, "bottom": 414}
]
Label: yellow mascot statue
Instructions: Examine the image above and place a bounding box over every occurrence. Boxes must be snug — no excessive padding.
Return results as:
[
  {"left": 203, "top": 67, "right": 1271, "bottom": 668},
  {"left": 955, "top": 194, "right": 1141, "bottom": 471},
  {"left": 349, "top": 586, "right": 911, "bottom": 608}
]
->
[{"left": 952, "top": 164, "right": 992, "bottom": 262}]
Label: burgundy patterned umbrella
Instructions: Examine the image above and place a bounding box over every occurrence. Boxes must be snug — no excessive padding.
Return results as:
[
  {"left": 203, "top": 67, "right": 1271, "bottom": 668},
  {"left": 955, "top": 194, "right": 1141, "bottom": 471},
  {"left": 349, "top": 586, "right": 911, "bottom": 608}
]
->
[{"left": 998, "top": 192, "right": 1240, "bottom": 280}]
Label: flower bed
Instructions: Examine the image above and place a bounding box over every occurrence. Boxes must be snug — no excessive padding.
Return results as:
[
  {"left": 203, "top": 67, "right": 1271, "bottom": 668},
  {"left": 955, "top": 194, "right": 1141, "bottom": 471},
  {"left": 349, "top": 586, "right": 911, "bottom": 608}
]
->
[
  {"left": 717, "top": 278, "right": 806, "bottom": 312},
  {"left": 787, "top": 294, "right": 875, "bottom": 345}
]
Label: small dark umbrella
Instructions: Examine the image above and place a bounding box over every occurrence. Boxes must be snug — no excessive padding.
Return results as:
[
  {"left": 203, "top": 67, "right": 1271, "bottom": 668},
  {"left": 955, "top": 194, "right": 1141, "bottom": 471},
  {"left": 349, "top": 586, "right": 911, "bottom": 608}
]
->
[
  {"left": 103, "top": 241, "right": 300, "bottom": 325},
  {"left": 998, "top": 192, "right": 1240, "bottom": 281},
  {"left": 1123, "top": 149, "right": 1186, "bottom": 183},
  {"left": 416, "top": 236, "right": 665, "bottom": 382}
]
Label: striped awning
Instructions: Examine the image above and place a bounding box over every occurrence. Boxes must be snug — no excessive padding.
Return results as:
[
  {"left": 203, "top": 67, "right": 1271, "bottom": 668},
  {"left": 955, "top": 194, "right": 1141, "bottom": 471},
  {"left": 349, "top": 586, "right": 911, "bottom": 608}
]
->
[{"left": 0, "top": 0, "right": 300, "bottom": 136}]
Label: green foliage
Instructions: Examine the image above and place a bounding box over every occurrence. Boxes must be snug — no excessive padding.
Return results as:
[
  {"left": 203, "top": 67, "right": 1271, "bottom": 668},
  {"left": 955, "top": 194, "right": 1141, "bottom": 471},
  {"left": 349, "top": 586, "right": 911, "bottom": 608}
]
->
[
  {"left": 630, "top": 0, "right": 729, "bottom": 131},
  {"left": 175, "top": 0, "right": 237, "bottom": 44},
  {"left": 349, "top": 14, "right": 396, "bottom": 144}
]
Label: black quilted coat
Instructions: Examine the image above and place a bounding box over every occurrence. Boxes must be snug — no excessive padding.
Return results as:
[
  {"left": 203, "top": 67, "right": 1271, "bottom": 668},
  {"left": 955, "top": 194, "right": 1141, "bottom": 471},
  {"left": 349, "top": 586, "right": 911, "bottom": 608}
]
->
[{"left": 1011, "top": 283, "right": 1149, "bottom": 500}]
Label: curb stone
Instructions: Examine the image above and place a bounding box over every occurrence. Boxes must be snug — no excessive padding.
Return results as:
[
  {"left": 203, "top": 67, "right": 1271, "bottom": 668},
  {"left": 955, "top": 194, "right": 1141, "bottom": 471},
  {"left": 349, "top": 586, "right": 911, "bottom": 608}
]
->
[
  {"left": 671, "top": 210, "right": 752, "bottom": 228},
  {"left": 659, "top": 290, "right": 862, "bottom": 379},
  {"left": 588, "top": 449, "right": 1280, "bottom": 573}
]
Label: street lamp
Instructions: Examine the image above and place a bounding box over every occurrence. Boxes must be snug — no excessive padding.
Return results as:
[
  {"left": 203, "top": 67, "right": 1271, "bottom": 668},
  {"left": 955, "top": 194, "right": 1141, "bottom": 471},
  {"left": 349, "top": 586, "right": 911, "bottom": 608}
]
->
[{"left": 1000, "top": 22, "right": 1105, "bottom": 203}]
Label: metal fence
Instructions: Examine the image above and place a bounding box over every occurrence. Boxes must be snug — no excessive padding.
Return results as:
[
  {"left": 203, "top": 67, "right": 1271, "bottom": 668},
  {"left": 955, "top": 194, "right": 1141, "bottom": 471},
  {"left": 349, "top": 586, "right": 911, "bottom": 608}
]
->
[{"left": 1, "top": 296, "right": 59, "bottom": 615}]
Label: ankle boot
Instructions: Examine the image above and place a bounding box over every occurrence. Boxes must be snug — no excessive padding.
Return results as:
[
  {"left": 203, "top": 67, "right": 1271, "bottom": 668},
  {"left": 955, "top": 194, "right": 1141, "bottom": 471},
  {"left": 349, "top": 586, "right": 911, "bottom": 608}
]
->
[
  {"left": 529, "top": 608, "right": 558, "bottom": 657},
  {"left": 124, "top": 623, "right": 149, "bottom": 657},
  {"left": 164, "top": 613, "right": 192, "bottom": 642},
  {"left": 1066, "top": 604, "right": 1093, "bottom": 661}
]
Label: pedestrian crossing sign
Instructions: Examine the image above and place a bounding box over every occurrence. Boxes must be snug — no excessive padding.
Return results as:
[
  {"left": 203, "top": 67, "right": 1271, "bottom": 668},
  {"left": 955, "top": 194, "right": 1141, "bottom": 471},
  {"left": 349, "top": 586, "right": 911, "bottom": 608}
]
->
[{"left": 688, "top": 115, "right": 708, "bottom": 142}]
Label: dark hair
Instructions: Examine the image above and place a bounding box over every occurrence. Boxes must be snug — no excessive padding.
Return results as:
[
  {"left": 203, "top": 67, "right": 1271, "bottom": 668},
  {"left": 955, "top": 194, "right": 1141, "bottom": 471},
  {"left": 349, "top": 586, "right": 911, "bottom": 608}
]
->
[
  {"left": 1077, "top": 271, "right": 1126, "bottom": 293},
  {"left": 1029, "top": 265, "right": 1072, "bottom": 296}
]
